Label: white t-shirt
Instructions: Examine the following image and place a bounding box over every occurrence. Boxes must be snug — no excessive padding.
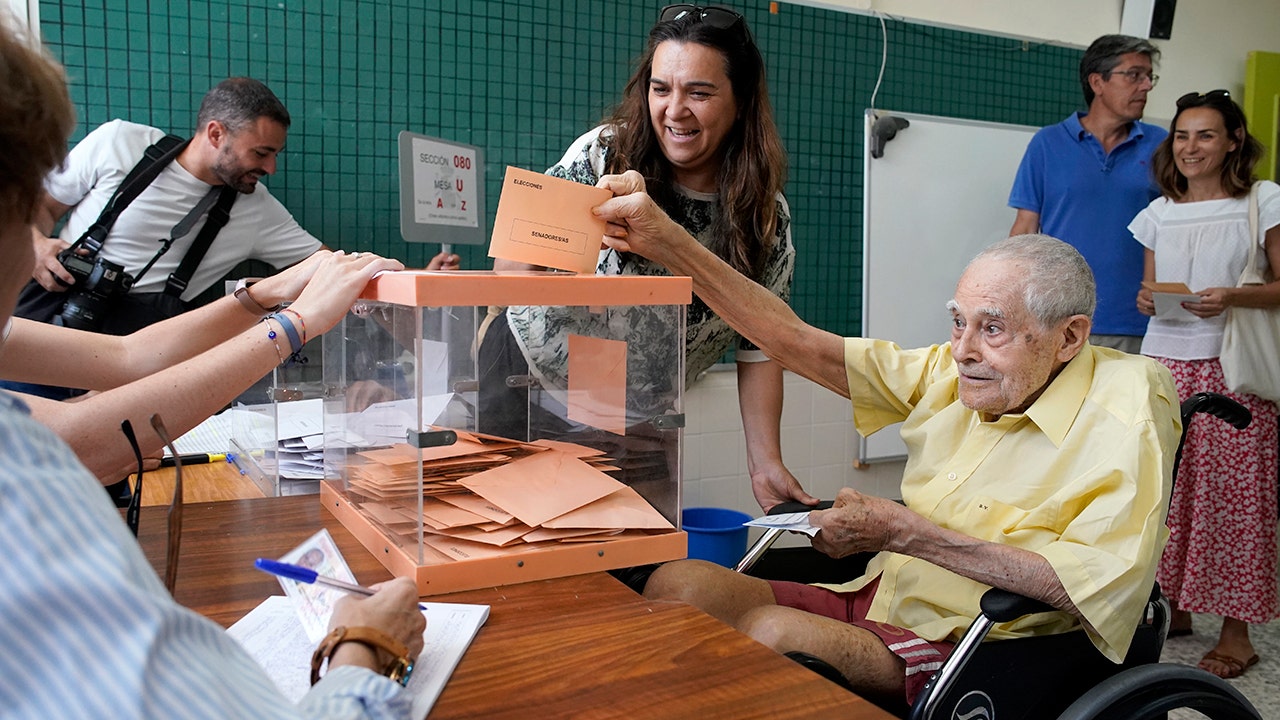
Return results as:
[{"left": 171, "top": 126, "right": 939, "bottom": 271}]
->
[
  {"left": 44, "top": 119, "right": 321, "bottom": 301},
  {"left": 1129, "top": 181, "right": 1280, "bottom": 360}
]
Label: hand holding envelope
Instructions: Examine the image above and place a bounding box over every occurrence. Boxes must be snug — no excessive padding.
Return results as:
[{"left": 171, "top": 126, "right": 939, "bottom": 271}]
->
[
  {"left": 488, "top": 166, "right": 613, "bottom": 274},
  {"left": 1142, "top": 281, "right": 1204, "bottom": 322}
]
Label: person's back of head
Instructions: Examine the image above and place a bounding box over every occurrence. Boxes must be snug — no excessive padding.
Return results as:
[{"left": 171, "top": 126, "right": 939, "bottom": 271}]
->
[
  {"left": 1079, "top": 34, "right": 1161, "bottom": 107},
  {"left": 194, "top": 77, "right": 290, "bottom": 135},
  {"left": 0, "top": 14, "right": 75, "bottom": 230}
]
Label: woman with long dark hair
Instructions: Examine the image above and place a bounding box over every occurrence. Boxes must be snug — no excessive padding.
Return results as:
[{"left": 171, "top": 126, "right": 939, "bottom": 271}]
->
[{"left": 484, "top": 5, "right": 813, "bottom": 510}]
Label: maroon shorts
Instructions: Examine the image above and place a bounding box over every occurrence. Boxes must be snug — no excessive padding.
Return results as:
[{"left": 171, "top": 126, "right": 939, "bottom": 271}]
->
[{"left": 768, "top": 578, "right": 953, "bottom": 705}]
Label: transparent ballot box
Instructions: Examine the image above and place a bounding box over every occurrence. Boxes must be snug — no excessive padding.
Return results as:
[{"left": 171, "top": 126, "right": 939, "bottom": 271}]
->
[
  {"left": 321, "top": 271, "right": 690, "bottom": 594},
  {"left": 229, "top": 337, "right": 327, "bottom": 497}
]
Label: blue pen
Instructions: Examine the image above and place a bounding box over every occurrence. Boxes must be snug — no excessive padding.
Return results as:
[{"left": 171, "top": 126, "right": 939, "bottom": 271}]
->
[
  {"left": 227, "top": 452, "right": 246, "bottom": 475},
  {"left": 254, "top": 558, "right": 428, "bottom": 610}
]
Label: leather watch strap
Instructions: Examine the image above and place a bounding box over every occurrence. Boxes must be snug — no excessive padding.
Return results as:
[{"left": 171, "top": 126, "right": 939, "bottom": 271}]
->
[{"left": 310, "top": 625, "right": 414, "bottom": 686}]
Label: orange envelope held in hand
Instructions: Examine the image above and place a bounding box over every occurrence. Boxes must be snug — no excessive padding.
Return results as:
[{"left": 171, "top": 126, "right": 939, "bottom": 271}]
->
[{"left": 487, "top": 166, "right": 612, "bottom": 274}]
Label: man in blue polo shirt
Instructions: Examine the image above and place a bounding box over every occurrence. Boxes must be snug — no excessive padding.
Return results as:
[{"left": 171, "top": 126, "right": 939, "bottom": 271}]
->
[{"left": 1009, "top": 34, "right": 1164, "bottom": 354}]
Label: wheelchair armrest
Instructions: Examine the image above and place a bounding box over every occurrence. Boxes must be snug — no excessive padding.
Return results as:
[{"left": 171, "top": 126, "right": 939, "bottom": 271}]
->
[{"left": 979, "top": 587, "right": 1055, "bottom": 623}]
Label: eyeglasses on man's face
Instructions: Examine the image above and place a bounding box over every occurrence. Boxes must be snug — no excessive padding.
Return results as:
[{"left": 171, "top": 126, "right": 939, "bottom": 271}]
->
[
  {"left": 659, "top": 4, "right": 744, "bottom": 31},
  {"left": 1106, "top": 67, "right": 1159, "bottom": 88},
  {"left": 1176, "top": 89, "right": 1230, "bottom": 110}
]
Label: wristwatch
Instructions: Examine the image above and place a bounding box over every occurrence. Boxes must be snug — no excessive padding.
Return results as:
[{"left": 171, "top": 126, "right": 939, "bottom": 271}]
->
[
  {"left": 310, "top": 625, "right": 414, "bottom": 686},
  {"left": 233, "top": 277, "right": 282, "bottom": 317}
]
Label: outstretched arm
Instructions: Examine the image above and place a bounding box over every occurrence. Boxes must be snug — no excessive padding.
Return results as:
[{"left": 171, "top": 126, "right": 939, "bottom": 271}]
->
[
  {"left": 593, "top": 171, "right": 848, "bottom": 398},
  {"left": 13, "top": 251, "right": 403, "bottom": 481}
]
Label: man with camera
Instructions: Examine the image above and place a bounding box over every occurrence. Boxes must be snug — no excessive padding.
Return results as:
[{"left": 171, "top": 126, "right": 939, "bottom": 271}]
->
[{"left": 12, "top": 77, "right": 322, "bottom": 399}]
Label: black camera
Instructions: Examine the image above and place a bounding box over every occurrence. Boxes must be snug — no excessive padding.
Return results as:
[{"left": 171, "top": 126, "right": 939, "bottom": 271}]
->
[{"left": 53, "top": 247, "right": 135, "bottom": 331}]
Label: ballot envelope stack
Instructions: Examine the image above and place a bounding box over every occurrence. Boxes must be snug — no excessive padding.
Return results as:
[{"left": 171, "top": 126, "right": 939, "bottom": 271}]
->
[{"left": 320, "top": 271, "right": 692, "bottom": 594}]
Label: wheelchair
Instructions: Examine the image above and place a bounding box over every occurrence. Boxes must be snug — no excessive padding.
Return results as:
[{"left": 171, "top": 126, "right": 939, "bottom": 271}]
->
[{"left": 736, "top": 392, "right": 1263, "bottom": 720}]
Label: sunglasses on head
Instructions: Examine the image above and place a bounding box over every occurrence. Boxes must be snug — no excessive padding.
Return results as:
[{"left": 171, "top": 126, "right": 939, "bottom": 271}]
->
[
  {"left": 1176, "top": 89, "right": 1230, "bottom": 110},
  {"left": 659, "top": 4, "right": 744, "bottom": 31}
]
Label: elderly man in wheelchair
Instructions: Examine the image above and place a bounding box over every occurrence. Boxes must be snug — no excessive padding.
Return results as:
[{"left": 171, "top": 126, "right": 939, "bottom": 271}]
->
[{"left": 593, "top": 172, "right": 1260, "bottom": 719}]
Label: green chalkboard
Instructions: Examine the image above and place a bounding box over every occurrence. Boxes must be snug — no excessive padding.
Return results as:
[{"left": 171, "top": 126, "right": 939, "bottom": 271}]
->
[{"left": 38, "top": 0, "right": 1083, "bottom": 336}]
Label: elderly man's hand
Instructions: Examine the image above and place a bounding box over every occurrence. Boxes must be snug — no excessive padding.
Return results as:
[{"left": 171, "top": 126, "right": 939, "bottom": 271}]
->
[
  {"left": 808, "top": 487, "right": 910, "bottom": 559},
  {"left": 593, "top": 171, "right": 694, "bottom": 267}
]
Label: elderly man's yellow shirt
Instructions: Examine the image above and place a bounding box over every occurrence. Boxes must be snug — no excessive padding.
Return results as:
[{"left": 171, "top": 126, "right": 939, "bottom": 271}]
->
[{"left": 819, "top": 339, "right": 1180, "bottom": 662}]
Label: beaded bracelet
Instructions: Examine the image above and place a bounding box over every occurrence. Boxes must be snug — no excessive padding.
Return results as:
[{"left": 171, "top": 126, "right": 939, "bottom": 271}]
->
[
  {"left": 280, "top": 308, "right": 308, "bottom": 345},
  {"left": 263, "top": 312, "right": 306, "bottom": 365}
]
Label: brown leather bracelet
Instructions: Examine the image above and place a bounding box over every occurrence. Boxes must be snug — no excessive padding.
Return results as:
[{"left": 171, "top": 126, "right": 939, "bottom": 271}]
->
[
  {"left": 234, "top": 277, "right": 282, "bottom": 317},
  {"left": 310, "top": 625, "right": 414, "bottom": 686}
]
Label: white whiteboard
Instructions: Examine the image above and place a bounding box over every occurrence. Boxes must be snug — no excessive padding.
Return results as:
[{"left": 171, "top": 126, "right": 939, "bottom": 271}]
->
[{"left": 859, "top": 110, "right": 1038, "bottom": 462}]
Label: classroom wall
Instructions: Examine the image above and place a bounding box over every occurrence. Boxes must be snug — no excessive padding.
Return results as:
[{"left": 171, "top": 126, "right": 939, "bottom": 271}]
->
[
  {"left": 34, "top": 0, "right": 1085, "bottom": 340},
  {"left": 809, "top": 0, "right": 1280, "bottom": 123}
]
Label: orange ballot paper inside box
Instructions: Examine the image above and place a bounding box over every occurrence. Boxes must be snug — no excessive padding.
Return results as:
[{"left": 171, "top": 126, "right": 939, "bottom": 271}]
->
[{"left": 488, "top": 166, "right": 613, "bottom": 274}]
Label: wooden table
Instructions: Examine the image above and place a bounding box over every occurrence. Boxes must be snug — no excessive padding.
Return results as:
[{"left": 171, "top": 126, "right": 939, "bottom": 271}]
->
[
  {"left": 137, "top": 496, "right": 895, "bottom": 719},
  {"left": 140, "top": 461, "right": 265, "bottom": 506}
]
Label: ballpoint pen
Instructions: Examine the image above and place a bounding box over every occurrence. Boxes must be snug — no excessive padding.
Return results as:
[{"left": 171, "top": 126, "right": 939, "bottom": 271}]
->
[
  {"left": 226, "top": 452, "right": 247, "bottom": 475},
  {"left": 160, "top": 452, "right": 227, "bottom": 467},
  {"left": 254, "top": 558, "right": 428, "bottom": 610}
]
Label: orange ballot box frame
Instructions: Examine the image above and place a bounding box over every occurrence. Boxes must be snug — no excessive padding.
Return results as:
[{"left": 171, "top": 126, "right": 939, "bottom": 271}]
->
[{"left": 322, "top": 271, "right": 692, "bottom": 595}]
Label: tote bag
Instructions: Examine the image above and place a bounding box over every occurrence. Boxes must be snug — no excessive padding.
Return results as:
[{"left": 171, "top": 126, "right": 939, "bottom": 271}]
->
[{"left": 1219, "top": 182, "right": 1280, "bottom": 402}]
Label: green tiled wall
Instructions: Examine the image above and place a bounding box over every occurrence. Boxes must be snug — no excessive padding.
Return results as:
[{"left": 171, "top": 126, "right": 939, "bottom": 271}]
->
[{"left": 39, "top": 1, "right": 1082, "bottom": 336}]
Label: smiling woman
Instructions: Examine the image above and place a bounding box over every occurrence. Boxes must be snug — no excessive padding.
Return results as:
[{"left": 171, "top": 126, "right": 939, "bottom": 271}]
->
[
  {"left": 481, "top": 4, "right": 810, "bottom": 512},
  {"left": 1129, "top": 89, "right": 1280, "bottom": 681}
]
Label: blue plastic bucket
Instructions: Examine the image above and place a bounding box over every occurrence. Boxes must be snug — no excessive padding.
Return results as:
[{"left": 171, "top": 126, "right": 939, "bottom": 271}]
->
[{"left": 683, "top": 507, "right": 752, "bottom": 567}]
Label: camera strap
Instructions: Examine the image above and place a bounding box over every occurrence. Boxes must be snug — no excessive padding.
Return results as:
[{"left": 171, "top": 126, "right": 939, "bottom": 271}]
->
[
  {"left": 70, "top": 131, "right": 241, "bottom": 299},
  {"left": 158, "top": 185, "right": 237, "bottom": 298},
  {"left": 71, "top": 134, "right": 188, "bottom": 257}
]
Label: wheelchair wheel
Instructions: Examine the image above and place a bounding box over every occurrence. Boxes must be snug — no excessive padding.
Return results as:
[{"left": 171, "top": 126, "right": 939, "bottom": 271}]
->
[{"left": 1056, "top": 663, "right": 1262, "bottom": 720}]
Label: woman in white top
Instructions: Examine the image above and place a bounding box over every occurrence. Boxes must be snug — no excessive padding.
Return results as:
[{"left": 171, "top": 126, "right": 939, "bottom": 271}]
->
[{"left": 1130, "top": 89, "right": 1280, "bottom": 680}]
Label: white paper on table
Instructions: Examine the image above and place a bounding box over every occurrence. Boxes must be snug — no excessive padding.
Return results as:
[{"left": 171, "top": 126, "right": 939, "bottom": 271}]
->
[
  {"left": 227, "top": 596, "right": 490, "bottom": 719},
  {"left": 744, "top": 511, "right": 820, "bottom": 537},
  {"left": 168, "top": 411, "right": 233, "bottom": 456},
  {"left": 1152, "top": 291, "right": 1204, "bottom": 321}
]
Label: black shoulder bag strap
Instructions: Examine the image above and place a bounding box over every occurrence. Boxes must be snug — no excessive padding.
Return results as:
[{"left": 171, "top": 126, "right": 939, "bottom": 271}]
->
[
  {"left": 162, "top": 185, "right": 238, "bottom": 298},
  {"left": 71, "top": 133, "right": 188, "bottom": 257}
]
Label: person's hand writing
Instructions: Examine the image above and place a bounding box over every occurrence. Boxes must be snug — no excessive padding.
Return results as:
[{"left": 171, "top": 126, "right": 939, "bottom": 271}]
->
[
  {"left": 288, "top": 250, "right": 405, "bottom": 335},
  {"left": 30, "top": 230, "right": 74, "bottom": 291},
  {"left": 593, "top": 170, "right": 695, "bottom": 267},
  {"left": 1182, "top": 287, "right": 1231, "bottom": 318},
  {"left": 751, "top": 463, "right": 819, "bottom": 511},
  {"left": 809, "top": 487, "right": 910, "bottom": 559},
  {"left": 1136, "top": 286, "right": 1155, "bottom": 316},
  {"left": 327, "top": 577, "right": 426, "bottom": 671}
]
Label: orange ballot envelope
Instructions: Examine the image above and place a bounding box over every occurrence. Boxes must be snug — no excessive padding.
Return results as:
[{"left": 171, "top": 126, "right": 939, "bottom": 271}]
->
[{"left": 488, "top": 166, "right": 612, "bottom": 274}]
